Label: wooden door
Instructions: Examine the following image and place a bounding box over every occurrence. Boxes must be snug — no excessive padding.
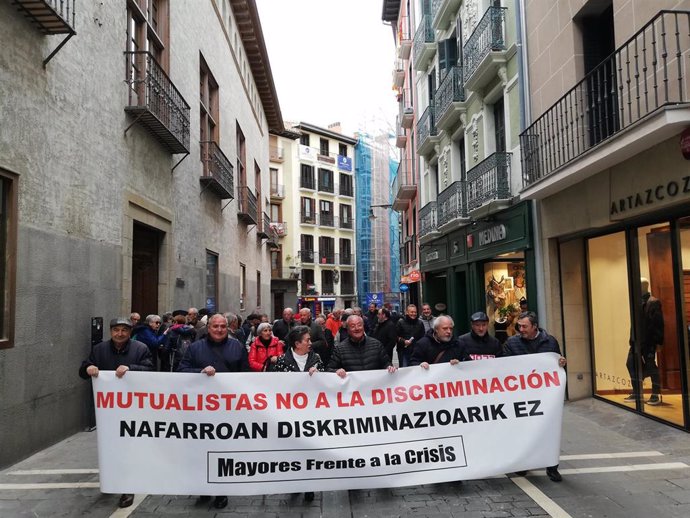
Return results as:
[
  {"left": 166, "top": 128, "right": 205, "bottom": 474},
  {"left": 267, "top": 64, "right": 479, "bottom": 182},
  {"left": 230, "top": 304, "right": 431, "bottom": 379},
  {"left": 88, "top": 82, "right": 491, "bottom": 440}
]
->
[{"left": 132, "top": 222, "right": 161, "bottom": 317}]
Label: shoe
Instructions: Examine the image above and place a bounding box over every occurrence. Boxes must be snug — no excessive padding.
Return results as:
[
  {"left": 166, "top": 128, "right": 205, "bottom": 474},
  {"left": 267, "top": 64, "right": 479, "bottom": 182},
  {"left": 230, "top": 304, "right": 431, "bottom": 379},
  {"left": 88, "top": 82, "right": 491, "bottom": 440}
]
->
[
  {"left": 514, "top": 471, "right": 527, "bottom": 476},
  {"left": 304, "top": 491, "right": 315, "bottom": 501},
  {"left": 623, "top": 394, "right": 640, "bottom": 402},
  {"left": 646, "top": 394, "right": 662, "bottom": 406},
  {"left": 118, "top": 494, "right": 134, "bottom": 508},
  {"left": 546, "top": 467, "right": 562, "bottom": 482},
  {"left": 213, "top": 496, "right": 228, "bottom": 509}
]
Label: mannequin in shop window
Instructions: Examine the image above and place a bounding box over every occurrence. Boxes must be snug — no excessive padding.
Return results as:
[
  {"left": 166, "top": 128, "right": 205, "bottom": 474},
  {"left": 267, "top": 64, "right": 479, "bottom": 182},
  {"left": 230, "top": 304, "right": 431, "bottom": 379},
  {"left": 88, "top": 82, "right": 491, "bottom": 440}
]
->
[{"left": 625, "top": 278, "right": 664, "bottom": 406}]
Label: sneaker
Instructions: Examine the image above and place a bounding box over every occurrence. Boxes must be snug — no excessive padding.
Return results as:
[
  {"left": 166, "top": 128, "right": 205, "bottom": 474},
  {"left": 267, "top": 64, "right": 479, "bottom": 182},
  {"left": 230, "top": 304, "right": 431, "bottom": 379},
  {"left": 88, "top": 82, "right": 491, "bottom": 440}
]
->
[
  {"left": 213, "top": 496, "right": 228, "bottom": 509},
  {"left": 118, "top": 494, "right": 134, "bottom": 508},
  {"left": 546, "top": 467, "right": 562, "bottom": 482},
  {"left": 646, "top": 394, "right": 661, "bottom": 406},
  {"left": 623, "top": 394, "right": 639, "bottom": 402}
]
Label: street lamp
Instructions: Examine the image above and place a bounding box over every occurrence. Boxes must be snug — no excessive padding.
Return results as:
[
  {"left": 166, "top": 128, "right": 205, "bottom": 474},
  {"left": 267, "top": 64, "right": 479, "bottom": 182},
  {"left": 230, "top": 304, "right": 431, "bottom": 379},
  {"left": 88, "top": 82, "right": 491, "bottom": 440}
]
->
[{"left": 368, "top": 203, "right": 393, "bottom": 221}]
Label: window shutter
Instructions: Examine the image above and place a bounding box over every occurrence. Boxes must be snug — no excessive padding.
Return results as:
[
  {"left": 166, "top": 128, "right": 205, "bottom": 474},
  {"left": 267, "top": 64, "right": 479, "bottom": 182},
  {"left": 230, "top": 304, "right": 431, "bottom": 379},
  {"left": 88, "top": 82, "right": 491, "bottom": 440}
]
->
[{"left": 437, "top": 40, "right": 447, "bottom": 71}]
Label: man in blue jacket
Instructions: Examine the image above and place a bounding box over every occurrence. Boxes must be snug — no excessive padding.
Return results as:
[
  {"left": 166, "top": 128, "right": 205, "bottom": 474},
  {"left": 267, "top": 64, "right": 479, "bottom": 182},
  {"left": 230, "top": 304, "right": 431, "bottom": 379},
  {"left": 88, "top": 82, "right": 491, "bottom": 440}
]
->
[
  {"left": 177, "top": 313, "right": 249, "bottom": 509},
  {"left": 504, "top": 311, "right": 567, "bottom": 482}
]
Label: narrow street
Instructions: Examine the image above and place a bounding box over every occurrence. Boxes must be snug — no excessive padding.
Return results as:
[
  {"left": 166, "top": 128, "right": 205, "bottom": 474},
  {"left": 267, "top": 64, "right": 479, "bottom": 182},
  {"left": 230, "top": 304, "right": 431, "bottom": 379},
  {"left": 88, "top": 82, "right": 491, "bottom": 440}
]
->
[{"left": 2, "top": 398, "right": 690, "bottom": 517}]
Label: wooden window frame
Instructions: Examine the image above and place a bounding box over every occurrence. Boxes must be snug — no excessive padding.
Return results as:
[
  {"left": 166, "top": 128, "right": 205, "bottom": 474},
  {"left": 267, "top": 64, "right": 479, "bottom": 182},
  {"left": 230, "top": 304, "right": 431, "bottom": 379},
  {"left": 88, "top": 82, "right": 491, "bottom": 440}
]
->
[
  {"left": 126, "top": 0, "right": 169, "bottom": 71},
  {"left": 0, "top": 169, "right": 18, "bottom": 349},
  {"left": 200, "top": 53, "right": 219, "bottom": 164}
]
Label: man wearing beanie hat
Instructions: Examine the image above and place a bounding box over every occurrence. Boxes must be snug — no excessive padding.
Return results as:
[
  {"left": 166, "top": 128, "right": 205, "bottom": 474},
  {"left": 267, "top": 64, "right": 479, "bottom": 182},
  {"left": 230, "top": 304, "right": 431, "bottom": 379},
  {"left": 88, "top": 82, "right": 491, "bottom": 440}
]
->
[
  {"left": 79, "top": 317, "right": 153, "bottom": 509},
  {"left": 457, "top": 311, "right": 503, "bottom": 360}
]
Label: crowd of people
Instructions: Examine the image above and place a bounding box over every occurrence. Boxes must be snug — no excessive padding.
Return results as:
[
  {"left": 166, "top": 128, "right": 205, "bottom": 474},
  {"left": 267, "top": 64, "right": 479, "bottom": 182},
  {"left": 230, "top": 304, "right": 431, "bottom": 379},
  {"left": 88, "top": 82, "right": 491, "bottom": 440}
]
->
[{"left": 80, "top": 303, "right": 567, "bottom": 509}]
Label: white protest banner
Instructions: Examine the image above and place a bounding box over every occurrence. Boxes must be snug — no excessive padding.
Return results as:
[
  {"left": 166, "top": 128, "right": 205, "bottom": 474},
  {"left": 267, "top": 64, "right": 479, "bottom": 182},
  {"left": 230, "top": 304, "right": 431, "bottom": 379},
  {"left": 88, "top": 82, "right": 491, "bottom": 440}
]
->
[{"left": 92, "top": 353, "right": 565, "bottom": 495}]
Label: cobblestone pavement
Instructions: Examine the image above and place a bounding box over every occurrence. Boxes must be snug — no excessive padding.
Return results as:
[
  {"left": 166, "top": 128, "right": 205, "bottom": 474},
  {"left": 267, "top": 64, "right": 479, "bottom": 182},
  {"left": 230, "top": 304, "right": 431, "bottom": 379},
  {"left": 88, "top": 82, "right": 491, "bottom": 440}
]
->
[{"left": 2, "top": 398, "right": 690, "bottom": 517}]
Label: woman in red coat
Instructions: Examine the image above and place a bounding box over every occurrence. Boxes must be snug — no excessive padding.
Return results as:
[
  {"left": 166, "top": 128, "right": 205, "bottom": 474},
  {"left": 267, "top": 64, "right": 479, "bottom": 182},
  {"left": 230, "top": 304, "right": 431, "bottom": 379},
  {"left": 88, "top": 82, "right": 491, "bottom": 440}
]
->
[{"left": 248, "top": 322, "right": 284, "bottom": 371}]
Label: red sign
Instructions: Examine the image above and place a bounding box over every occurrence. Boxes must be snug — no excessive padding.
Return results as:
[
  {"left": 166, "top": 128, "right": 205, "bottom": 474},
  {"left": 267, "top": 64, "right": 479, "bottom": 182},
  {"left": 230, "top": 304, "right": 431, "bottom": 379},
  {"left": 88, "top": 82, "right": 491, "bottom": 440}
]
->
[
  {"left": 681, "top": 127, "right": 690, "bottom": 160},
  {"left": 409, "top": 270, "right": 421, "bottom": 282},
  {"left": 467, "top": 234, "right": 474, "bottom": 248}
]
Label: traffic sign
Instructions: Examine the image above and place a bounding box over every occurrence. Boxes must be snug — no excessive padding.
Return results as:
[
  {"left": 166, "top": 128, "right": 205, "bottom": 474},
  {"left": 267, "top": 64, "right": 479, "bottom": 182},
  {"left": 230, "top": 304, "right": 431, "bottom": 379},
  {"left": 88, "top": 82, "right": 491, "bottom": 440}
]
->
[{"left": 399, "top": 283, "right": 409, "bottom": 292}]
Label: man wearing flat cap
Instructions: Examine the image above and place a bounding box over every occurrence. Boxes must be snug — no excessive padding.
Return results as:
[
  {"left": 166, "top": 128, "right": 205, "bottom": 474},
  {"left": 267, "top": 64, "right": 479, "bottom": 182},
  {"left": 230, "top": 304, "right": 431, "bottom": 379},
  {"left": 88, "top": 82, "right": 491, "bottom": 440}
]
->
[
  {"left": 457, "top": 312, "right": 503, "bottom": 360},
  {"left": 79, "top": 317, "right": 153, "bottom": 508}
]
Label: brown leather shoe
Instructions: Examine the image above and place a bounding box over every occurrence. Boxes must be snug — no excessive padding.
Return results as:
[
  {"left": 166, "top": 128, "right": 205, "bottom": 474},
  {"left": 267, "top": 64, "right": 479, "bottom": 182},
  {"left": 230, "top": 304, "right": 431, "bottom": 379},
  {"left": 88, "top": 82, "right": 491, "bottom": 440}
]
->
[{"left": 118, "top": 493, "right": 134, "bottom": 508}]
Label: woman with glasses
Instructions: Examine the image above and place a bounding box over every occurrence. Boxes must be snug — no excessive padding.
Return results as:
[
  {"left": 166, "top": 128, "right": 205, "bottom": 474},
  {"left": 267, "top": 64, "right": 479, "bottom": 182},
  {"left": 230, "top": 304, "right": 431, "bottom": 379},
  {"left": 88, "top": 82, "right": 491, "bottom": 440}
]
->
[{"left": 136, "top": 314, "right": 169, "bottom": 371}]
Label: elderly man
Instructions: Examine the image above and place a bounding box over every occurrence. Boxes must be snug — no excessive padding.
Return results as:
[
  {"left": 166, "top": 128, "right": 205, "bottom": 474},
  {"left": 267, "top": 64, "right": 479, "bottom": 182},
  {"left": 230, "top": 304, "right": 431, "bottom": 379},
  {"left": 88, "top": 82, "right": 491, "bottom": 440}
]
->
[
  {"left": 458, "top": 312, "right": 503, "bottom": 360},
  {"left": 395, "top": 304, "right": 425, "bottom": 367},
  {"left": 272, "top": 307, "right": 295, "bottom": 342},
  {"left": 298, "top": 307, "right": 327, "bottom": 360},
  {"left": 420, "top": 303, "right": 435, "bottom": 333},
  {"left": 372, "top": 307, "right": 398, "bottom": 362},
  {"left": 410, "top": 315, "right": 471, "bottom": 368},
  {"left": 328, "top": 315, "right": 396, "bottom": 377},
  {"left": 178, "top": 314, "right": 248, "bottom": 509},
  {"left": 365, "top": 302, "right": 379, "bottom": 334},
  {"left": 79, "top": 317, "right": 153, "bottom": 508},
  {"left": 504, "top": 311, "right": 567, "bottom": 482}
]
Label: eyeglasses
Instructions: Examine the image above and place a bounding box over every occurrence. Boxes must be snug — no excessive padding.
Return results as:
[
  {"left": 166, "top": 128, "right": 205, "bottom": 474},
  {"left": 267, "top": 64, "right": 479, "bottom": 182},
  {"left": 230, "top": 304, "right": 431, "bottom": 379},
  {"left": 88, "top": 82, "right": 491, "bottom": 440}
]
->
[{"left": 153, "top": 321, "right": 161, "bottom": 325}]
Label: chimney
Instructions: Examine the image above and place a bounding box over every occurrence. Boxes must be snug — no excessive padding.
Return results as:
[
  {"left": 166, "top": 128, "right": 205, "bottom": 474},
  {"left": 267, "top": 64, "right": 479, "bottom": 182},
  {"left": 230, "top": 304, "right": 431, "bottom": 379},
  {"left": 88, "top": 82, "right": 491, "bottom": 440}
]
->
[{"left": 328, "top": 122, "right": 342, "bottom": 134}]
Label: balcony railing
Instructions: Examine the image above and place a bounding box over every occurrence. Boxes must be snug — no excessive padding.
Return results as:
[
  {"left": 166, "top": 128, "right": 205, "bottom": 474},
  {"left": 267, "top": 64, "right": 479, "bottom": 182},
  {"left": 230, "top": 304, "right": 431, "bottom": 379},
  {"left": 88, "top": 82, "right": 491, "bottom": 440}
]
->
[
  {"left": 419, "top": 201, "right": 438, "bottom": 239},
  {"left": 300, "top": 212, "right": 317, "bottom": 225},
  {"left": 435, "top": 65, "right": 465, "bottom": 126},
  {"left": 124, "top": 51, "right": 190, "bottom": 154},
  {"left": 236, "top": 185, "right": 258, "bottom": 224},
  {"left": 466, "top": 152, "right": 512, "bottom": 212},
  {"left": 437, "top": 180, "right": 466, "bottom": 226},
  {"left": 299, "top": 249, "right": 315, "bottom": 264},
  {"left": 463, "top": 6, "right": 507, "bottom": 84},
  {"left": 300, "top": 175, "right": 316, "bottom": 190},
  {"left": 339, "top": 253, "right": 353, "bottom": 265},
  {"left": 14, "top": 0, "right": 75, "bottom": 34},
  {"left": 270, "top": 182, "right": 285, "bottom": 198},
  {"left": 339, "top": 183, "right": 354, "bottom": 197},
  {"left": 397, "top": 15, "right": 412, "bottom": 59},
  {"left": 416, "top": 105, "right": 437, "bottom": 154},
  {"left": 257, "top": 212, "right": 271, "bottom": 238},
  {"left": 271, "top": 267, "right": 301, "bottom": 280},
  {"left": 521, "top": 10, "right": 690, "bottom": 187},
  {"left": 319, "top": 213, "right": 335, "bottom": 227},
  {"left": 339, "top": 215, "right": 353, "bottom": 229},
  {"left": 341, "top": 283, "right": 356, "bottom": 295},
  {"left": 318, "top": 180, "right": 335, "bottom": 194},
  {"left": 413, "top": 15, "right": 435, "bottom": 70},
  {"left": 392, "top": 158, "right": 416, "bottom": 210},
  {"left": 200, "top": 141, "right": 234, "bottom": 199},
  {"left": 269, "top": 145, "right": 284, "bottom": 162},
  {"left": 318, "top": 253, "right": 336, "bottom": 265}
]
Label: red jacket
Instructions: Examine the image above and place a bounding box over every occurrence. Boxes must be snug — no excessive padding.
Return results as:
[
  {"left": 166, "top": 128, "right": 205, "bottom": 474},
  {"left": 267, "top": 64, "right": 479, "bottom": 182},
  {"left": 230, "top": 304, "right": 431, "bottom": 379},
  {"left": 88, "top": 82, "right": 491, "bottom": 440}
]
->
[
  {"left": 326, "top": 314, "right": 341, "bottom": 337},
  {"left": 248, "top": 335, "right": 284, "bottom": 372}
]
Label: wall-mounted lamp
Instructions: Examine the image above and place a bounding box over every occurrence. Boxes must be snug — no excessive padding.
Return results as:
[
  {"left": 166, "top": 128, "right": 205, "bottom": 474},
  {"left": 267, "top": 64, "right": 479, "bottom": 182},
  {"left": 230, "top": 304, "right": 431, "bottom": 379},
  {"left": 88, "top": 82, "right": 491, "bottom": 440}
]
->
[{"left": 368, "top": 203, "right": 393, "bottom": 221}]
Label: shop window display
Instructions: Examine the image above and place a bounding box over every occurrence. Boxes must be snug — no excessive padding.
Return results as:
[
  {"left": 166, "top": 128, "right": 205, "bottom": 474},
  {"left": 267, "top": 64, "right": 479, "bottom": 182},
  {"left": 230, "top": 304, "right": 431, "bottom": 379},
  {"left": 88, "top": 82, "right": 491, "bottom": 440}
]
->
[{"left": 484, "top": 261, "right": 526, "bottom": 343}]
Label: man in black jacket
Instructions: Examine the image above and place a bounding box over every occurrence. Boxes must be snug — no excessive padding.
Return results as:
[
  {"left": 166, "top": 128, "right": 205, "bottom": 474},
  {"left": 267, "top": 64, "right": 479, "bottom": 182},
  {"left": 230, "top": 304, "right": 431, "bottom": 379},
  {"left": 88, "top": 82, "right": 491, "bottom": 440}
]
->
[
  {"left": 458, "top": 312, "right": 503, "bottom": 360},
  {"left": 272, "top": 307, "right": 295, "bottom": 342},
  {"left": 79, "top": 317, "right": 153, "bottom": 509},
  {"left": 410, "top": 316, "right": 471, "bottom": 368},
  {"left": 329, "top": 315, "right": 396, "bottom": 377},
  {"left": 364, "top": 302, "right": 379, "bottom": 334},
  {"left": 395, "top": 304, "right": 425, "bottom": 367},
  {"left": 373, "top": 308, "right": 398, "bottom": 362},
  {"left": 299, "top": 308, "right": 327, "bottom": 362}
]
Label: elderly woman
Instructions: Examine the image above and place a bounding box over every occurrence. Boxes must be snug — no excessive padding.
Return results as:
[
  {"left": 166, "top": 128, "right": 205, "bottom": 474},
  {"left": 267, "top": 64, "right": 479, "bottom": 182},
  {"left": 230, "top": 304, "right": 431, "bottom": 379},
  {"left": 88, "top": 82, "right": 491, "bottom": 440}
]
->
[
  {"left": 248, "top": 322, "right": 284, "bottom": 372},
  {"left": 272, "top": 325, "right": 324, "bottom": 501},
  {"left": 136, "top": 314, "right": 169, "bottom": 370}
]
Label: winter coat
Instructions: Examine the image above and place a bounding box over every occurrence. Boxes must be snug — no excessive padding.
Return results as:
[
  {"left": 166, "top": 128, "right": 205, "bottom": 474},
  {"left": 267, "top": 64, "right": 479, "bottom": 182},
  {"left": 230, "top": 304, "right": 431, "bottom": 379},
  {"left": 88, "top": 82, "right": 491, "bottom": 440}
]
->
[
  {"left": 79, "top": 339, "right": 153, "bottom": 379},
  {"left": 395, "top": 316, "right": 425, "bottom": 350},
  {"left": 272, "top": 348, "right": 324, "bottom": 373},
  {"left": 165, "top": 324, "right": 197, "bottom": 371},
  {"left": 248, "top": 335, "right": 284, "bottom": 372},
  {"left": 327, "top": 335, "right": 392, "bottom": 372},
  {"left": 272, "top": 318, "right": 295, "bottom": 342},
  {"left": 177, "top": 336, "right": 249, "bottom": 373},
  {"left": 372, "top": 318, "right": 398, "bottom": 355},
  {"left": 136, "top": 325, "right": 168, "bottom": 356},
  {"left": 457, "top": 331, "right": 503, "bottom": 359},
  {"left": 409, "top": 329, "right": 471, "bottom": 366},
  {"left": 504, "top": 329, "right": 561, "bottom": 356}
]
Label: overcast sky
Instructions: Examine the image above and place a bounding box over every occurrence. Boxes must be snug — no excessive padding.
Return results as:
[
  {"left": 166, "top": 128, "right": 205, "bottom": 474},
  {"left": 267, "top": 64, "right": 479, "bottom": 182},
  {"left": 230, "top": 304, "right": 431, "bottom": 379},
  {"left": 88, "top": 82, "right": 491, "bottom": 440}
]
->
[{"left": 255, "top": 0, "right": 398, "bottom": 137}]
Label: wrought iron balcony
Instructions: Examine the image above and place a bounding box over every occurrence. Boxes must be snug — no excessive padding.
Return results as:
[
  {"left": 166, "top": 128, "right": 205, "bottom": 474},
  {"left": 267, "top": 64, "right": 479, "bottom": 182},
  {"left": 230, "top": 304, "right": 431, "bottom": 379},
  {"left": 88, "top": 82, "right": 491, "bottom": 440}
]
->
[
  {"left": 299, "top": 249, "right": 315, "bottom": 264},
  {"left": 466, "top": 152, "right": 512, "bottom": 213},
  {"left": 269, "top": 145, "right": 284, "bottom": 163},
  {"left": 318, "top": 252, "right": 336, "bottom": 265},
  {"left": 257, "top": 212, "right": 271, "bottom": 238},
  {"left": 300, "top": 212, "right": 317, "bottom": 225},
  {"left": 339, "top": 253, "right": 353, "bottom": 266},
  {"left": 397, "top": 15, "right": 412, "bottom": 60},
  {"left": 437, "top": 180, "right": 467, "bottom": 228},
  {"left": 393, "top": 59, "right": 405, "bottom": 87},
  {"left": 270, "top": 181, "right": 284, "bottom": 199},
  {"left": 413, "top": 15, "right": 436, "bottom": 71},
  {"left": 236, "top": 185, "right": 258, "bottom": 225},
  {"left": 521, "top": 10, "right": 690, "bottom": 189},
  {"left": 269, "top": 221, "right": 287, "bottom": 237},
  {"left": 200, "top": 141, "right": 234, "bottom": 200},
  {"left": 399, "top": 92, "right": 414, "bottom": 129},
  {"left": 339, "top": 182, "right": 354, "bottom": 197},
  {"left": 431, "top": 0, "right": 462, "bottom": 31},
  {"left": 416, "top": 105, "right": 438, "bottom": 156},
  {"left": 463, "top": 6, "right": 507, "bottom": 92},
  {"left": 271, "top": 267, "right": 301, "bottom": 280},
  {"left": 124, "top": 51, "right": 190, "bottom": 154},
  {"left": 319, "top": 213, "right": 335, "bottom": 227},
  {"left": 318, "top": 180, "right": 334, "bottom": 194},
  {"left": 435, "top": 66, "right": 466, "bottom": 130},
  {"left": 339, "top": 215, "right": 353, "bottom": 230},
  {"left": 396, "top": 115, "right": 407, "bottom": 148},
  {"left": 341, "top": 282, "right": 356, "bottom": 295},
  {"left": 419, "top": 201, "right": 439, "bottom": 240},
  {"left": 13, "top": 0, "right": 75, "bottom": 34},
  {"left": 300, "top": 175, "right": 316, "bottom": 190},
  {"left": 392, "top": 158, "right": 416, "bottom": 210}
]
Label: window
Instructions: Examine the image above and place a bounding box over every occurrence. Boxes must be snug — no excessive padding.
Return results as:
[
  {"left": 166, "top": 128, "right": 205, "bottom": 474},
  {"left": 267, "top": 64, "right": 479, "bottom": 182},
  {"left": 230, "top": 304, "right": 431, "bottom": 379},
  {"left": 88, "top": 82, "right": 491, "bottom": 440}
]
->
[
  {"left": 206, "top": 251, "right": 218, "bottom": 313},
  {"left": 493, "top": 97, "right": 506, "bottom": 153},
  {"left": 300, "top": 164, "right": 315, "bottom": 190},
  {"left": 300, "top": 133, "right": 310, "bottom": 146},
  {"left": 300, "top": 197, "right": 316, "bottom": 224},
  {"left": 319, "top": 236, "right": 335, "bottom": 264},
  {"left": 320, "top": 200, "right": 334, "bottom": 226},
  {"left": 199, "top": 54, "right": 219, "bottom": 164},
  {"left": 127, "top": 0, "right": 169, "bottom": 69},
  {"left": 318, "top": 168, "right": 334, "bottom": 193},
  {"left": 437, "top": 35, "right": 458, "bottom": 76},
  {"left": 339, "top": 173, "right": 353, "bottom": 197},
  {"left": 0, "top": 170, "right": 17, "bottom": 349},
  {"left": 256, "top": 270, "right": 261, "bottom": 308},
  {"left": 319, "top": 138, "right": 329, "bottom": 156},
  {"left": 255, "top": 161, "right": 262, "bottom": 218},
  {"left": 270, "top": 168, "right": 280, "bottom": 195},
  {"left": 339, "top": 204, "right": 352, "bottom": 229},
  {"left": 339, "top": 238, "right": 352, "bottom": 264},
  {"left": 236, "top": 122, "right": 246, "bottom": 186},
  {"left": 338, "top": 143, "right": 348, "bottom": 157},
  {"left": 321, "top": 270, "right": 334, "bottom": 294},
  {"left": 239, "top": 263, "right": 246, "bottom": 311},
  {"left": 300, "top": 234, "right": 314, "bottom": 264},
  {"left": 302, "top": 268, "right": 315, "bottom": 294}
]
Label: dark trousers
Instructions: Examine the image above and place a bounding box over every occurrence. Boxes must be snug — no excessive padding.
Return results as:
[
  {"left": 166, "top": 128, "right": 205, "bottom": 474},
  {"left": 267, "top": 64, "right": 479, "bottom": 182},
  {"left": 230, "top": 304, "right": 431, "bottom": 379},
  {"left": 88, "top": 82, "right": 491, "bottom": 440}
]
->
[{"left": 626, "top": 347, "right": 661, "bottom": 395}]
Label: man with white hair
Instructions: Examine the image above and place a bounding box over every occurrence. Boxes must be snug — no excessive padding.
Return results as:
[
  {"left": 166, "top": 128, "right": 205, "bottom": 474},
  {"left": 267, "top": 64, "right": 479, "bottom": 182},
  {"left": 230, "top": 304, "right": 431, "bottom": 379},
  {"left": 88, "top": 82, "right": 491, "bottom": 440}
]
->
[
  {"left": 272, "top": 307, "right": 295, "bottom": 342},
  {"left": 298, "top": 307, "right": 327, "bottom": 362},
  {"left": 328, "top": 315, "right": 396, "bottom": 377},
  {"left": 410, "top": 315, "right": 471, "bottom": 368}
]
